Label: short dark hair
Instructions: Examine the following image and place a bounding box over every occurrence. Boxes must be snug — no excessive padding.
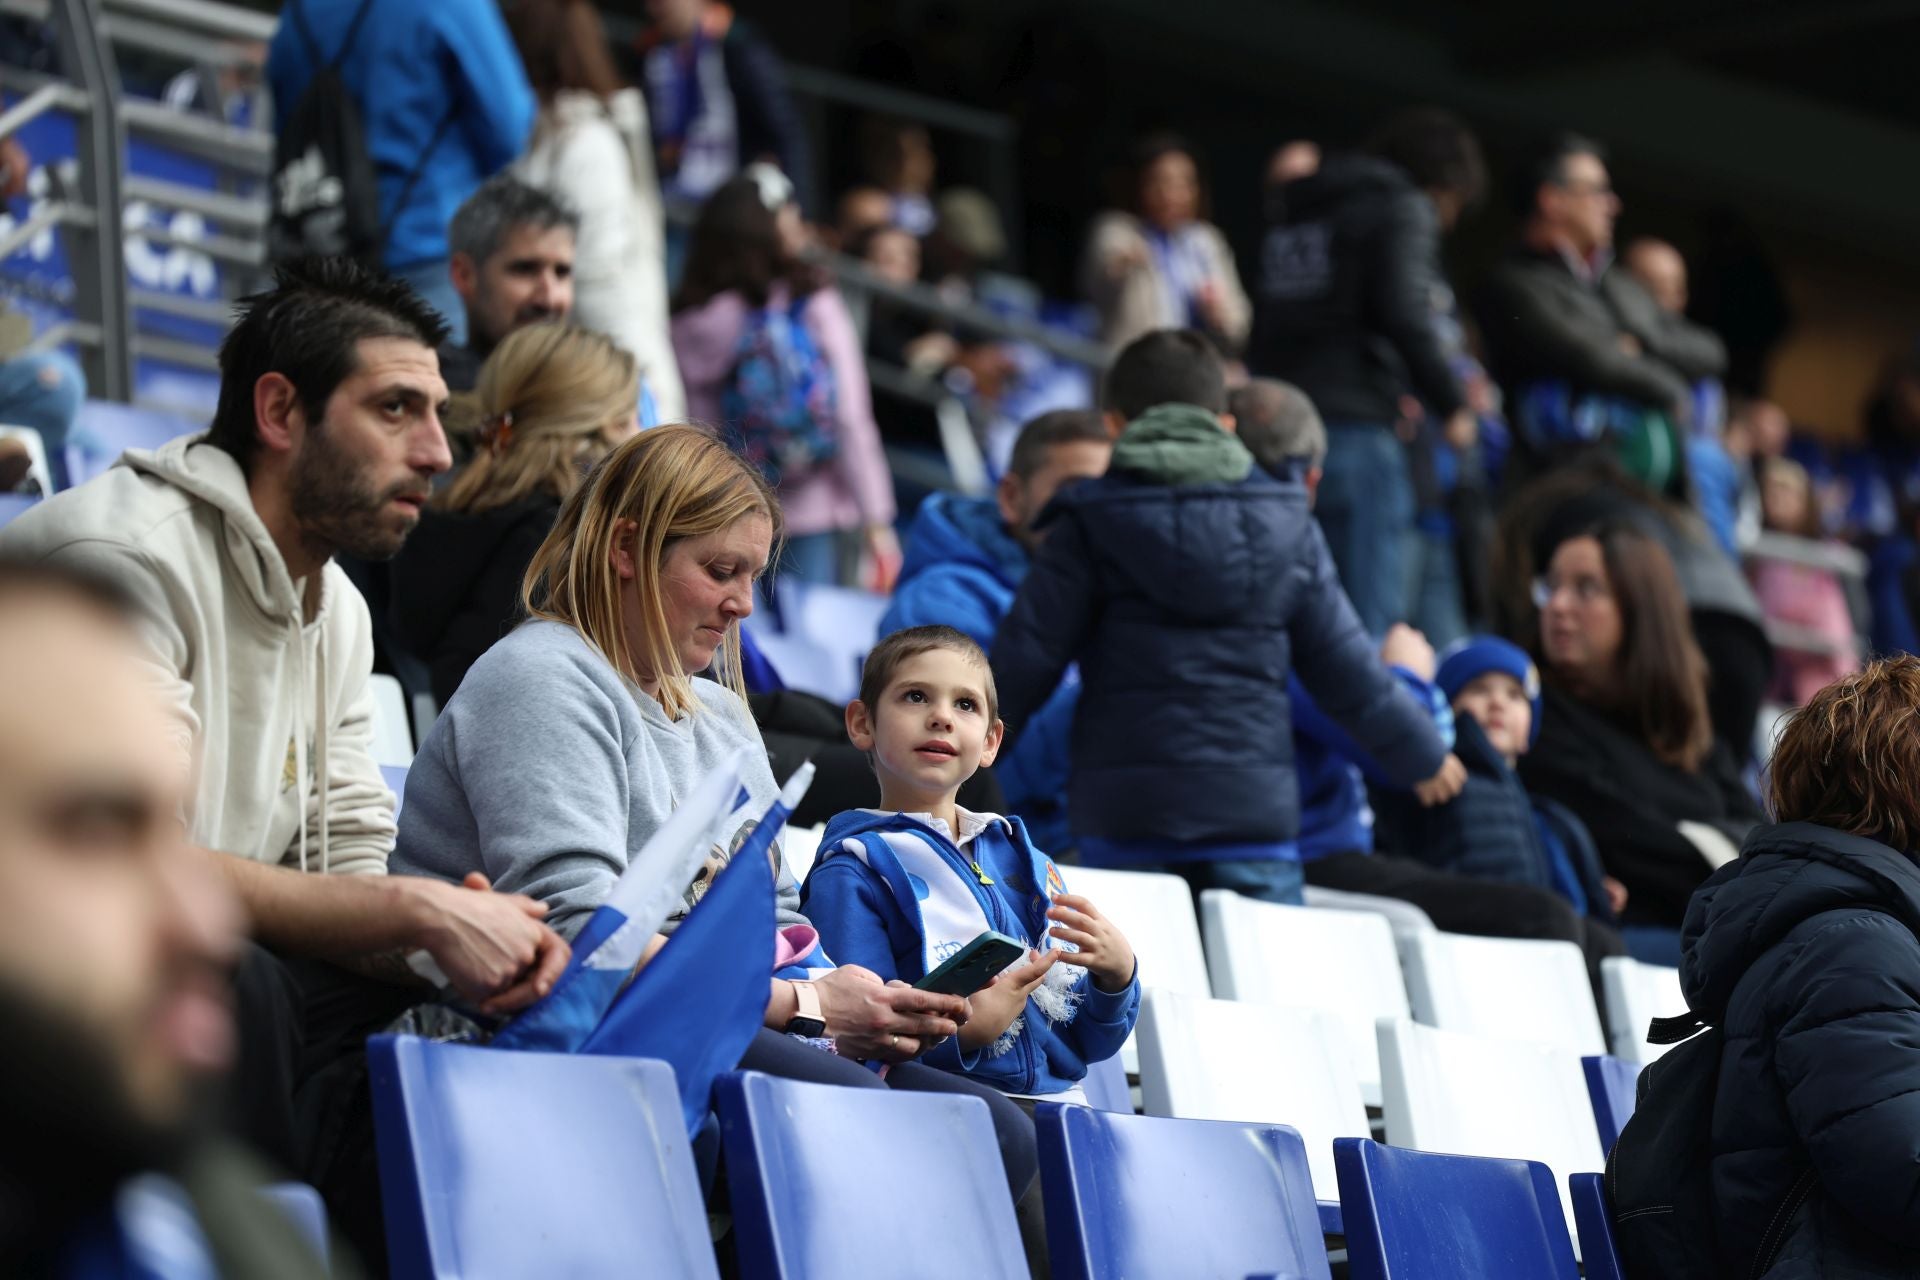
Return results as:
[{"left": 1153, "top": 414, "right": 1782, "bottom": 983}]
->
[
  {"left": 1008, "top": 409, "right": 1109, "bottom": 481},
  {"left": 859, "top": 625, "right": 998, "bottom": 723},
  {"left": 673, "top": 170, "right": 824, "bottom": 312},
  {"left": 1366, "top": 108, "right": 1487, "bottom": 211},
  {"left": 1514, "top": 132, "right": 1607, "bottom": 216},
  {"left": 1231, "top": 379, "right": 1327, "bottom": 471},
  {"left": 1104, "top": 329, "right": 1227, "bottom": 420},
  {"left": 205, "top": 257, "right": 449, "bottom": 471},
  {"left": 448, "top": 174, "right": 580, "bottom": 267}
]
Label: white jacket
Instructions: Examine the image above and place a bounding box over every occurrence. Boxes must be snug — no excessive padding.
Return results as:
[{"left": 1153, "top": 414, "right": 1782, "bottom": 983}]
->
[
  {"left": 517, "top": 88, "right": 686, "bottom": 422},
  {"left": 0, "top": 438, "right": 395, "bottom": 874}
]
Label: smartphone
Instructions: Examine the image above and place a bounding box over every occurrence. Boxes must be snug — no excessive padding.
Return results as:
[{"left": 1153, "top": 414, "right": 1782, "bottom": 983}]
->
[{"left": 914, "top": 930, "right": 1028, "bottom": 997}]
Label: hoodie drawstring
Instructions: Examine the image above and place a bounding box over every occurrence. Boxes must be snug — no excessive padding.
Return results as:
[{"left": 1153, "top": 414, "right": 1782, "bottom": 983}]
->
[
  {"left": 292, "top": 610, "right": 309, "bottom": 875},
  {"left": 289, "top": 579, "right": 334, "bottom": 876}
]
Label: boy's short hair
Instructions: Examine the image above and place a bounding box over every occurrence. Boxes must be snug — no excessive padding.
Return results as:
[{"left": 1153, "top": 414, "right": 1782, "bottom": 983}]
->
[
  {"left": 859, "top": 625, "right": 999, "bottom": 723},
  {"left": 1007, "top": 409, "right": 1109, "bottom": 481},
  {"left": 1230, "top": 379, "right": 1326, "bottom": 471},
  {"left": 1103, "top": 329, "right": 1227, "bottom": 421}
]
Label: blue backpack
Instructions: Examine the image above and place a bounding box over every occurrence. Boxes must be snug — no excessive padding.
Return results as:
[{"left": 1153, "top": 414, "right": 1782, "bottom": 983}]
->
[{"left": 723, "top": 298, "right": 839, "bottom": 489}]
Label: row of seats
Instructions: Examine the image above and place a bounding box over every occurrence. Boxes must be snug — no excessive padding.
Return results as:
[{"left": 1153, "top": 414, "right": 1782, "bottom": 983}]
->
[{"left": 371, "top": 1033, "right": 1634, "bottom": 1279}]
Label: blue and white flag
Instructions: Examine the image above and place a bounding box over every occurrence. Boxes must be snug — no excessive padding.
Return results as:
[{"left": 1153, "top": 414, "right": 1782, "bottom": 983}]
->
[
  {"left": 490, "top": 749, "right": 752, "bottom": 1053},
  {"left": 582, "top": 763, "right": 816, "bottom": 1133}
]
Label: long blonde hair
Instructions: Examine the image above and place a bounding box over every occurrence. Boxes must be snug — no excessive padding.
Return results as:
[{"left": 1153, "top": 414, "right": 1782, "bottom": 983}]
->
[
  {"left": 438, "top": 323, "right": 639, "bottom": 515},
  {"left": 522, "top": 424, "right": 782, "bottom": 718}
]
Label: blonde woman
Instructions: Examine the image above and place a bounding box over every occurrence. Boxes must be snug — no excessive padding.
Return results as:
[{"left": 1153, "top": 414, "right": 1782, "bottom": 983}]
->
[
  {"left": 390, "top": 424, "right": 1044, "bottom": 1260},
  {"left": 390, "top": 323, "right": 640, "bottom": 704}
]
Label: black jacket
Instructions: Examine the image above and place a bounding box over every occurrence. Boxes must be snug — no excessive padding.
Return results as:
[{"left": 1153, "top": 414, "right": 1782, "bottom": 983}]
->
[
  {"left": 990, "top": 403, "right": 1446, "bottom": 848},
  {"left": 389, "top": 496, "right": 558, "bottom": 706},
  {"left": 1519, "top": 687, "right": 1759, "bottom": 928},
  {"left": 1474, "top": 247, "right": 1726, "bottom": 419},
  {"left": 1682, "top": 822, "right": 1920, "bottom": 1277},
  {"left": 1247, "top": 154, "right": 1464, "bottom": 424}
]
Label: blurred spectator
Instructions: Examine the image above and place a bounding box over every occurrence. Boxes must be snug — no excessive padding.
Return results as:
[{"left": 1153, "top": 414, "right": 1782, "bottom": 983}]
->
[
  {"left": 836, "top": 186, "right": 896, "bottom": 247},
  {"left": 851, "top": 117, "right": 939, "bottom": 237},
  {"left": 0, "top": 260, "right": 569, "bottom": 1260},
  {"left": 880, "top": 409, "right": 1112, "bottom": 850},
  {"left": 1750, "top": 458, "right": 1862, "bottom": 705},
  {"left": 1722, "top": 396, "right": 1791, "bottom": 547},
  {"left": 993, "top": 331, "right": 1460, "bottom": 904},
  {"left": 1475, "top": 134, "right": 1727, "bottom": 496},
  {"left": 1231, "top": 378, "right": 1324, "bottom": 480},
  {"left": 1519, "top": 519, "right": 1761, "bottom": 960},
  {"left": 635, "top": 0, "right": 812, "bottom": 237},
  {"left": 1622, "top": 236, "right": 1689, "bottom": 316},
  {"left": 266, "top": 0, "right": 535, "bottom": 344},
  {"left": 672, "top": 166, "right": 898, "bottom": 589},
  {"left": 0, "top": 138, "right": 83, "bottom": 491},
  {"left": 443, "top": 176, "right": 579, "bottom": 394},
  {"left": 0, "top": 562, "right": 336, "bottom": 1278},
  {"left": 1266, "top": 140, "right": 1322, "bottom": 187},
  {"left": 1249, "top": 108, "right": 1483, "bottom": 636},
  {"left": 509, "top": 0, "right": 686, "bottom": 421},
  {"left": 391, "top": 324, "right": 641, "bottom": 705},
  {"left": 1081, "top": 134, "right": 1249, "bottom": 356}
]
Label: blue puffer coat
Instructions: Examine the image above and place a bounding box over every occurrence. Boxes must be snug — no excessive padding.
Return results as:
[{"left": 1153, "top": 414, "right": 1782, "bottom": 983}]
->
[
  {"left": 1682, "top": 822, "right": 1920, "bottom": 1277},
  {"left": 990, "top": 403, "right": 1447, "bottom": 851}
]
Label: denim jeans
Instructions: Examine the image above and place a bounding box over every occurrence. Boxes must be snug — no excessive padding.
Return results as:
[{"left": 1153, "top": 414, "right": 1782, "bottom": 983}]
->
[
  {"left": 1134, "top": 857, "right": 1307, "bottom": 908},
  {"left": 1403, "top": 526, "right": 1468, "bottom": 649},
  {"left": 389, "top": 258, "right": 465, "bottom": 347},
  {"left": 0, "top": 349, "right": 85, "bottom": 489},
  {"left": 1317, "top": 422, "right": 1413, "bottom": 637}
]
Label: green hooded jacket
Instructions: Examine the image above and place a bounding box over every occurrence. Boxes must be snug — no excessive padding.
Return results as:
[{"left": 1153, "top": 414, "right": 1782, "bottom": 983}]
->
[{"left": 1109, "top": 402, "right": 1254, "bottom": 486}]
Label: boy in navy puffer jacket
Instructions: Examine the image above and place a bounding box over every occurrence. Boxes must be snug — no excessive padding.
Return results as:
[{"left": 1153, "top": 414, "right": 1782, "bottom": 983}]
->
[{"left": 804, "top": 626, "right": 1139, "bottom": 1102}]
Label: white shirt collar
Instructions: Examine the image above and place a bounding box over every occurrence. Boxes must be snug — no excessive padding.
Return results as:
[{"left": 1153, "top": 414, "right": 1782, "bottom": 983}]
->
[{"left": 861, "top": 805, "right": 1010, "bottom": 848}]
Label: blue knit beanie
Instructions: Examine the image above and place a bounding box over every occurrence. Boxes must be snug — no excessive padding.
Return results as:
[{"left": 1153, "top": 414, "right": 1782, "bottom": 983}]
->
[{"left": 1435, "top": 636, "right": 1542, "bottom": 746}]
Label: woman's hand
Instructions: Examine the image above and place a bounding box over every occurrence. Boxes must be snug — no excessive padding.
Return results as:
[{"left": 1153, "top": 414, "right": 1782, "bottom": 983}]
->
[
  {"left": 863, "top": 525, "right": 903, "bottom": 594},
  {"left": 958, "top": 951, "right": 1059, "bottom": 1051},
  {"left": 1413, "top": 753, "right": 1468, "bottom": 807},
  {"left": 1046, "top": 894, "right": 1135, "bottom": 992},
  {"left": 811, "top": 965, "right": 966, "bottom": 1062}
]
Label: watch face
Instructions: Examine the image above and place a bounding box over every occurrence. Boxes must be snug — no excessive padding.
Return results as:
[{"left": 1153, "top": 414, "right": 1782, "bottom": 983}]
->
[{"left": 786, "top": 1017, "right": 827, "bottom": 1039}]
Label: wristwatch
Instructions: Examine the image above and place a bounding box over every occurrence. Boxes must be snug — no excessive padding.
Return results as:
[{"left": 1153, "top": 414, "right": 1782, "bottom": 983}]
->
[{"left": 783, "top": 979, "right": 826, "bottom": 1038}]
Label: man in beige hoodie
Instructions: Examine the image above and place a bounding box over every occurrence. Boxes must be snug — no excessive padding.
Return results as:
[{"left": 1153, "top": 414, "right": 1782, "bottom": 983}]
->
[{"left": 0, "top": 259, "right": 569, "bottom": 1241}]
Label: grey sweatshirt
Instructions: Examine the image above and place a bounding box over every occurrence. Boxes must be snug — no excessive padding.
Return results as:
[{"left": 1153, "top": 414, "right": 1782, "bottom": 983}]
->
[{"left": 391, "top": 619, "right": 803, "bottom": 940}]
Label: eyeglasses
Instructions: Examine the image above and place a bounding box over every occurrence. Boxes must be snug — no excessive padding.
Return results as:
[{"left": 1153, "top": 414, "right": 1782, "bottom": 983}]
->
[
  {"left": 1556, "top": 179, "right": 1615, "bottom": 200},
  {"left": 1532, "top": 575, "right": 1610, "bottom": 609}
]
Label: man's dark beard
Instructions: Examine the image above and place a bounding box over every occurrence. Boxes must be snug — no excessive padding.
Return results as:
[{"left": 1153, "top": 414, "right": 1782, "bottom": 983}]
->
[
  {"left": 0, "top": 979, "right": 208, "bottom": 1262},
  {"left": 288, "top": 424, "right": 419, "bottom": 563}
]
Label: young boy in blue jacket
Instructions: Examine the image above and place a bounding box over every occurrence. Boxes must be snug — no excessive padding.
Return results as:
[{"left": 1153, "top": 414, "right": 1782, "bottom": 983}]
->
[{"left": 802, "top": 625, "right": 1140, "bottom": 1103}]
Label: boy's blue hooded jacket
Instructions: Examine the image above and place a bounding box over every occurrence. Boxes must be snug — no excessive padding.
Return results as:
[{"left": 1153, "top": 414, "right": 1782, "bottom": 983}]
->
[
  {"left": 879, "top": 494, "right": 1078, "bottom": 849},
  {"left": 802, "top": 808, "right": 1139, "bottom": 1096},
  {"left": 991, "top": 403, "right": 1448, "bottom": 858}
]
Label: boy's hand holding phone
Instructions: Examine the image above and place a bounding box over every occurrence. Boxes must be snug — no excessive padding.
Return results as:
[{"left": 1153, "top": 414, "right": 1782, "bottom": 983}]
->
[
  {"left": 958, "top": 950, "right": 1059, "bottom": 1051},
  {"left": 1047, "top": 893, "right": 1136, "bottom": 993}
]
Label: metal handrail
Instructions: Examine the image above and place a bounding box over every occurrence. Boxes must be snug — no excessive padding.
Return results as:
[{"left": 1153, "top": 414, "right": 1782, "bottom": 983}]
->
[
  {"left": 103, "top": 0, "right": 273, "bottom": 41},
  {"left": 1742, "top": 529, "right": 1868, "bottom": 581},
  {"left": 0, "top": 82, "right": 81, "bottom": 140},
  {"left": 118, "top": 97, "right": 271, "bottom": 174}
]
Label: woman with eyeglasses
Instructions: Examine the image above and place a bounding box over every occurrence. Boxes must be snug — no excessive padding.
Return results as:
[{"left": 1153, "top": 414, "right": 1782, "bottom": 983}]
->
[{"left": 1517, "top": 517, "right": 1761, "bottom": 961}]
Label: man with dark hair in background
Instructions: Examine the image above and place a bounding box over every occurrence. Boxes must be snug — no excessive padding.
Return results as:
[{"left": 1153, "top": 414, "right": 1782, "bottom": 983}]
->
[
  {"left": 0, "top": 258, "right": 569, "bottom": 1259},
  {"left": 441, "top": 175, "right": 581, "bottom": 393},
  {"left": 1249, "top": 108, "right": 1484, "bottom": 637},
  {"left": 1475, "top": 133, "right": 1728, "bottom": 493},
  {"left": 881, "top": 409, "right": 1114, "bottom": 849},
  {"left": 0, "top": 562, "right": 335, "bottom": 1277}
]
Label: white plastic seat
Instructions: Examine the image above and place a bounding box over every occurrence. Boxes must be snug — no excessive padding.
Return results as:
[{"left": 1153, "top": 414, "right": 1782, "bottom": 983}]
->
[
  {"left": 1376, "top": 1017, "right": 1605, "bottom": 1251},
  {"left": 1398, "top": 929, "right": 1606, "bottom": 1057},
  {"left": 1065, "top": 866, "right": 1211, "bottom": 1073},
  {"left": 1201, "top": 890, "right": 1409, "bottom": 1106},
  {"left": 781, "top": 822, "right": 827, "bottom": 885},
  {"left": 1136, "top": 989, "right": 1370, "bottom": 1206},
  {"left": 1600, "top": 956, "right": 1687, "bottom": 1065},
  {"left": 367, "top": 673, "right": 415, "bottom": 768}
]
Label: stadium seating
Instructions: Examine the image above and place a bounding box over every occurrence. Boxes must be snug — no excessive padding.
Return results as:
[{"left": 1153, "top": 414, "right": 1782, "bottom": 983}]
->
[
  {"left": 1081, "top": 1051, "right": 1131, "bottom": 1114},
  {"left": 1036, "top": 1103, "right": 1331, "bottom": 1280},
  {"left": 368, "top": 1036, "right": 717, "bottom": 1280},
  {"left": 1066, "top": 865, "right": 1211, "bottom": 1073},
  {"left": 1600, "top": 955, "right": 1687, "bottom": 1064},
  {"left": 1334, "top": 1137, "right": 1580, "bottom": 1279},
  {"left": 380, "top": 763, "right": 408, "bottom": 816},
  {"left": 65, "top": 399, "right": 198, "bottom": 489},
  {"left": 1202, "top": 891, "right": 1409, "bottom": 1105},
  {"left": 781, "top": 822, "right": 827, "bottom": 883},
  {"left": 257, "top": 1183, "right": 329, "bottom": 1265},
  {"left": 1397, "top": 930, "right": 1606, "bottom": 1058},
  {"left": 0, "top": 492, "right": 39, "bottom": 527},
  {"left": 744, "top": 579, "right": 892, "bottom": 704},
  {"left": 368, "top": 673, "right": 415, "bottom": 768},
  {"left": 716, "top": 1070, "right": 1027, "bottom": 1280},
  {"left": 1582, "top": 1054, "right": 1640, "bottom": 1151},
  {"left": 1135, "top": 988, "right": 1368, "bottom": 1227},
  {"left": 1376, "top": 1017, "right": 1605, "bottom": 1242},
  {"left": 1570, "top": 1172, "right": 1627, "bottom": 1280}
]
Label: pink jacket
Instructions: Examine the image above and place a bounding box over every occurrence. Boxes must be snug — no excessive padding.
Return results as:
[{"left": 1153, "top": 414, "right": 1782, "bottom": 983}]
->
[
  {"left": 671, "top": 284, "right": 896, "bottom": 538},
  {"left": 1747, "top": 557, "right": 1861, "bottom": 706}
]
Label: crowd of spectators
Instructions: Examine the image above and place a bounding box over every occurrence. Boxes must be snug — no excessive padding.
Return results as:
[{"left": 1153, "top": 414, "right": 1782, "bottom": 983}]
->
[{"left": 7, "top": 2, "right": 1920, "bottom": 1276}]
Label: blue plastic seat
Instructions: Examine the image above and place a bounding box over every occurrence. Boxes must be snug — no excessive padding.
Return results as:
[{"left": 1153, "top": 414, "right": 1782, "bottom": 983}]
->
[
  {"left": 1570, "top": 1172, "right": 1627, "bottom": 1280},
  {"left": 1582, "top": 1054, "right": 1641, "bottom": 1150},
  {"left": 379, "top": 763, "right": 408, "bottom": 816},
  {"left": 1334, "top": 1137, "right": 1579, "bottom": 1279},
  {"left": 1037, "top": 1104, "right": 1332, "bottom": 1280},
  {"left": 1081, "top": 1052, "right": 1130, "bottom": 1113},
  {"left": 257, "top": 1182, "right": 328, "bottom": 1265},
  {"left": 0, "top": 492, "right": 39, "bottom": 527},
  {"left": 369, "top": 1035, "right": 717, "bottom": 1280},
  {"left": 716, "top": 1070, "right": 1026, "bottom": 1280},
  {"left": 65, "top": 400, "right": 196, "bottom": 489}
]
